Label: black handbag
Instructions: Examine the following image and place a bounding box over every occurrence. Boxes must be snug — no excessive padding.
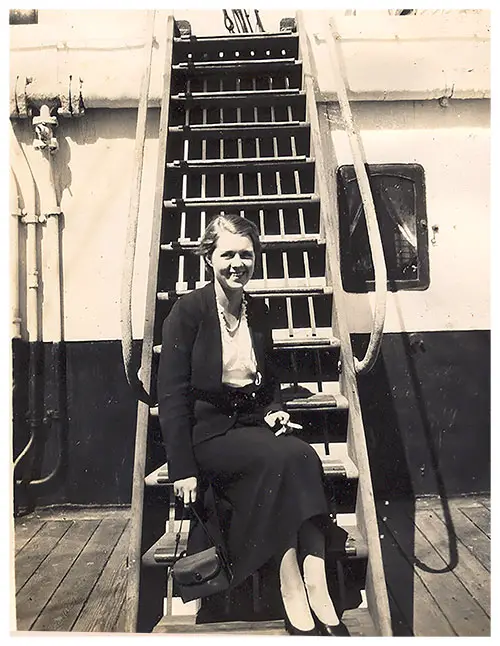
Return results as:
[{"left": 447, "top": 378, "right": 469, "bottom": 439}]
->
[{"left": 171, "top": 503, "right": 233, "bottom": 603}]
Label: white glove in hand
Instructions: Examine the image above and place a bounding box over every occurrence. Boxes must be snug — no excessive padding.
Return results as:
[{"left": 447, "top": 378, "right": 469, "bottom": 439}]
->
[
  {"left": 173, "top": 476, "right": 197, "bottom": 505},
  {"left": 264, "top": 410, "right": 290, "bottom": 429}
]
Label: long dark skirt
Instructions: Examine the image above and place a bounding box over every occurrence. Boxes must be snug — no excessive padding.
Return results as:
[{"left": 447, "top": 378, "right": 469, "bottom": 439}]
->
[{"left": 192, "top": 421, "right": 332, "bottom": 590}]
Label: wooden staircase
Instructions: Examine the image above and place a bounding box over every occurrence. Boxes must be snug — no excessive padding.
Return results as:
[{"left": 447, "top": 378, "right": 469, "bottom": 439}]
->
[{"left": 125, "top": 13, "right": 392, "bottom": 637}]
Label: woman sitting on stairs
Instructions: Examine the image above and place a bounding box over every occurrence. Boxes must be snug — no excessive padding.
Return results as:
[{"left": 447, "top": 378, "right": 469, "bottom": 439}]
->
[{"left": 157, "top": 213, "right": 349, "bottom": 636}]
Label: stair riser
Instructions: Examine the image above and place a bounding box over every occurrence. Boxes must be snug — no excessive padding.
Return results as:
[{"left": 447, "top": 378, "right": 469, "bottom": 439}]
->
[
  {"left": 157, "top": 249, "right": 326, "bottom": 292},
  {"left": 173, "top": 36, "right": 299, "bottom": 64},
  {"left": 159, "top": 203, "right": 320, "bottom": 246},
  {"left": 164, "top": 168, "right": 315, "bottom": 198},
  {"left": 170, "top": 101, "right": 306, "bottom": 127},
  {"left": 172, "top": 62, "right": 302, "bottom": 84},
  {"left": 170, "top": 93, "right": 306, "bottom": 112},
  {"left": 167, "top": 124, "right": 310, "bottom": 144}
]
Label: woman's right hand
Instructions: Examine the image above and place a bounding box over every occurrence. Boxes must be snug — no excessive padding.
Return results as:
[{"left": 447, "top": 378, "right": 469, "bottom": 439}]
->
[{"left": 173, "top": 477, "right": 198, "bottom": 505}]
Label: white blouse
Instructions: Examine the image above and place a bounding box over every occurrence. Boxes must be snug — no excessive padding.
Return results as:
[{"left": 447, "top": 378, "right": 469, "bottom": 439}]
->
[{"left": 216, "top": 299, "right": 258, "bottom": 388}]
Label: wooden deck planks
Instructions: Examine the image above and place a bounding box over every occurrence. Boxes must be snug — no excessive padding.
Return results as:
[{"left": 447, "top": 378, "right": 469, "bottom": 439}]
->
[
  {"left": 15, "top": 518, "right": 46, "bottom": 554},
  {"left": 30, "top": 517, "right": 127, "bottom": 632},
  {"left": 378, "top": 514, "right": 455, "bottom": 636},
  {"left": 460, "top": 506, "right": 491, "bottom": 538},
  {"left": 13, "top": 496, "right": 490, "bottom": 636},
  {"left": 411, "top": 508, "right": 490, "bottom": 616},
  {"left": 15, "top": 520, "right": 72, "bottom": 593},
  {"left": 383, "top": 500, "right": 490, "bottom": 637},
  {"left": 432, "top": 504, "right": 490, "bottom": 572},
  {"left": 72, "top": 522, "right": 130, "bottom": 633},
  {"left": 16, "top": 519, "right": 100, "bottom": 630}
]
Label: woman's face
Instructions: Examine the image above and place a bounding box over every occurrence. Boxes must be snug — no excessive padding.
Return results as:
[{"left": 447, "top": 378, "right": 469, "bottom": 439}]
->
[{"left": 207, "top": 230, "right": 256, "bottom": 294}]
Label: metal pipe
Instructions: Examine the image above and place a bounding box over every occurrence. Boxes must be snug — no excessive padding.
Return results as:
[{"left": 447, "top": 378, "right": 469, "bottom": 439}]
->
[
  {"left": 11, "top": 112, "right": 67, "bottom": 494},
  {"left": 10, "top": 167, "right": 22, "bottom": 339},
  {"left": 10, "top": 121, "right": 41, "bottom": 343},
  {"left": 35, "top": 106, "right": 62, "bottom": 342},
  {"left": 10, "top": 120, "right": 41, "bottom": 497},
  {"left": 26, "top": 106, "right": 66, "bottom": 490}
]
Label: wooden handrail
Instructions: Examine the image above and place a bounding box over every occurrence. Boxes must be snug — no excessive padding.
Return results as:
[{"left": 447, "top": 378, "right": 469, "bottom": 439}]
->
[
  {"left": 124, "top": 12, "right": 175, "bottom": 633},
  {"left": 120, "top": 10, "right": 156, "bottom": 405},
  {"left": 327, "top": 16, "right": 387, "bottom": 376},
  {"left": 296, "top": 11, "right": 392, "bottom": 636}
]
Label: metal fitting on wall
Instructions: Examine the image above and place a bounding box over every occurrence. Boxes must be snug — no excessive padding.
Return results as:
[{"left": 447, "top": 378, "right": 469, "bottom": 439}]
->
[
  {"left": 32, "top": 104, "right": 58, "bottom": 152},
  {"left": 11, "top": 74, "right": 85, "bottom": 120}
]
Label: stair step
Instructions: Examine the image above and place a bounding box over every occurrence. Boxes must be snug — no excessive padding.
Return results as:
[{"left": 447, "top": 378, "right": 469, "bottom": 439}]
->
[
  {"left": 168, "top": 122, "right": 309, "bottom": 139},
  {"left": 272, "top": 327, "right": 339, "bottom": 349},
  {"left": 166, "top": 156, "right": 312, "bottom": 173},
  {"left": 142, "top": 516, "right": 366, "bottom": 568},
  {"left": 153, "top": 609, "right": 377, "bottom": 636},
  {"left": 145, "top": 442, "right": 357, "bottom": 487},
  {"left": 174, "top": 32, "right": 297, "bottom": 51},
  {"left": 158, "top": 279, "right": 332, "bottom": 301},
  {"left": 153, "top": 327, "right": 338, "bottom": 355},
  {"left": 284, "top": 391, "right": 349, "bottom": 411},
  {"left": 154, "top": 616, "right": 287, "bottom": 635},
  {"left": 150, "top": 385, "right": 347, "bottom": 419},
  {"left": 150, "top": 385, "right": 349, "bottom": 417},
  {"left": 161, "top": 233, "right": 323, "bottom": 253},
  {"left": 170, "top": 89, "right": 305, "bottom": 108},
  {"left": 163, "top": 193, "right": 319, "bottom": 211},
  {"left": 173, "top": 58, "right": 300, "bottom": 73}
]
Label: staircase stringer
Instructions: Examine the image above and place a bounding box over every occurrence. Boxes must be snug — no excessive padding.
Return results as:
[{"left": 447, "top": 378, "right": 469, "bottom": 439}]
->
[
  {"left": 296, "top": 11, "right": 392, "bottom": 637},
  {"left": 124, "top": 13, "right": 175, "bottom": 633}
]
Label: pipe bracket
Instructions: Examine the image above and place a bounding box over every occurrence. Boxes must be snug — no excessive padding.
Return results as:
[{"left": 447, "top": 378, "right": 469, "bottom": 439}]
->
[{"left": 11, "top": 74, "right": 85, "bottom": 120}]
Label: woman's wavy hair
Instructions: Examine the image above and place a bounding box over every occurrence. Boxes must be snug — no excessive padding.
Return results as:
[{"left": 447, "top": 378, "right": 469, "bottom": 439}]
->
[{"left": 194, "top": 214, "right": 262, "bottom": 272}]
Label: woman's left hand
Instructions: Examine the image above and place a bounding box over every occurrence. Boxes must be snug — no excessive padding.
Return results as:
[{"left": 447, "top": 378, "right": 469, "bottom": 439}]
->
[{"left": 264, "top": 410, "right": 290, "bottom": 430}]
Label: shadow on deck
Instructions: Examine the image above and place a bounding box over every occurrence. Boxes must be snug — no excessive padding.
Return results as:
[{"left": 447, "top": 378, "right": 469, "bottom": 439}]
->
[{"left": 12, "top": 494, "right": 490, "bottom": 635}]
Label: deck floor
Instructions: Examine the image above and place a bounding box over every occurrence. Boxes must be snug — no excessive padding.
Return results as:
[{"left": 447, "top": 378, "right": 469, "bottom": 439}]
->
[{"left": 12, "top": 494, "right": 490, "bottom": 636}]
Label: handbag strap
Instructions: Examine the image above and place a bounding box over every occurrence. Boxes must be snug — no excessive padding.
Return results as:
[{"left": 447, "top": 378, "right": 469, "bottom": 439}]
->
[
  {"left": 173, "top": 503, "right": 217, "bottom": 554},
  {"left": 189, "top": 503, "right": 220, "bottom": 548},
  {"left": 173, "top": 502, "right": 233, "bottom": 578}
]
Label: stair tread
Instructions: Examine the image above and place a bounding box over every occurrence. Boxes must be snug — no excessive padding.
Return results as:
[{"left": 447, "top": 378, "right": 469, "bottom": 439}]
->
[
  {"left": 272, "top": 328, "right": 339, "bottom": 348},
  {"left": 143, "top": 516, "right": 366, "bottom": 567},
  {"left": 153, "top": 328, "right": 339, "bottom": 355},
  {"left": 174, "top": 31, "right": 297, "bottom": 44},
  {"left": 158, "top": 283, "right": 333, "bottom": 301},
  {"left": 163, "top": 196, "right": 319, "bottom": 213},
  {"left": 165, "top": 192, "right": 317, "bottom": 205},
  {"left": 150, "top": 383, "right": 346, "bottom": 418},
  {"left": 173, "top": 58, "right": 300, "bottom": 70},
  {"left": 153, "top": 608, "right": 377, "bottom": 636},
  {"left": 169, "top": 121, "right": 309, "bottom": 135},
  {"left": 161, "top": 233, "right": 323, "bottom": 252},
  {"left": 172, "top": 89, "right": 302, "bottom": 99},
  {"left": 167, "top": 155, "right": 311, "bottom": 170},
  {"left": 284, "top": 390, "right": 349, "bottom": 410},
  {"left": 145, "top": 441, "right": 357, "bottom": 487}
]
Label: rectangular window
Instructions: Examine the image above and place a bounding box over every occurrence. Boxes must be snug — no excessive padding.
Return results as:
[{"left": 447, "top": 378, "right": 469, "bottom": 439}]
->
[{"left": 337, "top": 163, "right": 429, "bottom": 292}]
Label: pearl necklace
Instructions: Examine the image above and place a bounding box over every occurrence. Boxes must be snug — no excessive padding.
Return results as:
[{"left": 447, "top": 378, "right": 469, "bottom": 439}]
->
[{"left": 216, "top": 296, "right": 248, "bottom": 335}]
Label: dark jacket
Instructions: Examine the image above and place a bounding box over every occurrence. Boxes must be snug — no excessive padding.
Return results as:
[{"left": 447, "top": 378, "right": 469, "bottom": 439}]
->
[{"left": 157, "top": 282, "right": 282, "bottom": 482}]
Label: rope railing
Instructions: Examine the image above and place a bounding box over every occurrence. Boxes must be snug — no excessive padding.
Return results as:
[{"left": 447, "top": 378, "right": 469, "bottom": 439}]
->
[
  {"left": 327, "top": 16, "right": 388, "bottom": 375},
  {"left": 223, "top": 9, "right": 265, "bottom": 34}
]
